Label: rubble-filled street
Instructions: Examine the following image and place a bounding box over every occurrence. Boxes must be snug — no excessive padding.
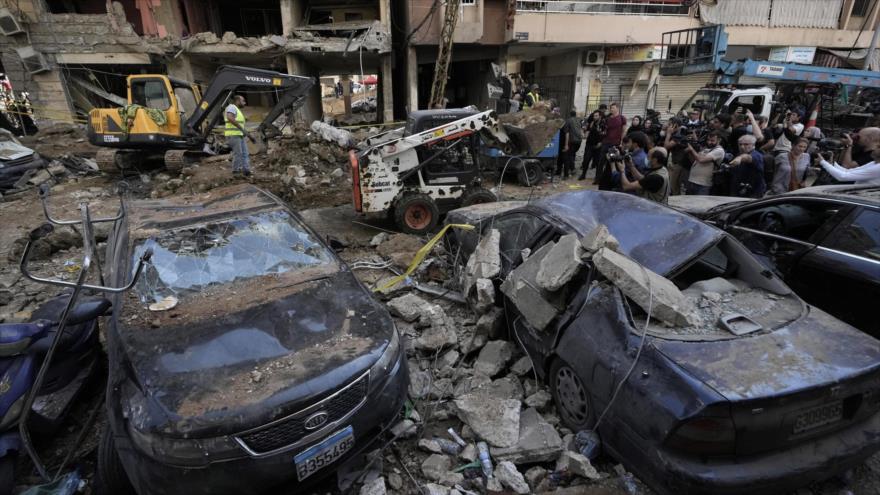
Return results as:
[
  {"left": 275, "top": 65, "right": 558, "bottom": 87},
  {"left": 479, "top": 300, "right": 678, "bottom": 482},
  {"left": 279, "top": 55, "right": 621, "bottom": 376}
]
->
[
  {"left": 0, "top": 113, "right": 879, "bottom": 495},
  {"left": 3, "top": 0, "right": 880, "bottom": 494}
]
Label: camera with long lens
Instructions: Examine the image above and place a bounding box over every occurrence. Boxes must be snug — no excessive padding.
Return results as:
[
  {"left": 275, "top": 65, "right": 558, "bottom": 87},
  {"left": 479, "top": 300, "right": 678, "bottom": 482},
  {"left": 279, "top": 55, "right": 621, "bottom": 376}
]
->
[{"left": 606, "top": 146, "right": 630, "bottom": 163}]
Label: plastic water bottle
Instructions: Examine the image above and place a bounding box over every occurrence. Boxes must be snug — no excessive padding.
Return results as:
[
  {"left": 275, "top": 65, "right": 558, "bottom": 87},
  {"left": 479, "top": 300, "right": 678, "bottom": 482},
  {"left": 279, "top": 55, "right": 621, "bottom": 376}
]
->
[
  {"left": 477, "top": 441, "right": 493, "bottom": 479},
  {"left": 434, "top": 438, "right": 462, "bottom": 455},
  {"left": 447, "top": 427, "right": 467, "bottom": 447},
  {"left": 620, "top": 472, "right": 638, "bottom": 495},
  {"left": 574, "top": 430, "right": 601, "bottom": 460}
]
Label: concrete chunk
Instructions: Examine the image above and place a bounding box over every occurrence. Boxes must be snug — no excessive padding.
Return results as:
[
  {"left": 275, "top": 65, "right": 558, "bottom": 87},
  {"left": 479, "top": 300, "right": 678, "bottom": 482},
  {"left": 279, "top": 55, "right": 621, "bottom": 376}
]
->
[
  {"left": 421, "top": 454, "right": 451, "bottom": 482},
  {"left": 491, "top": 407, "right": 563, "bottom": 464},
  {"left": 500, "top": 242, "right": 564, "bottom": 331},
  {"left": 455, "top": 392, "right": 521, "bottom": 448},
  {"left": 580, "top": 224, "right": 620, "bottom": 254},
  {"left": 556, "top": 450, "right": 601, "bottom": 480},
  {"left": 592, "top": 247, "right": 699, "bottom": 327},
  {"left": 473, "top": 277, "right": 495, "bottom": 313},
  {"left": 464, "top": 229, "right": 501, "bottom": 295},
  {"left": 536, "top": 234, "right": 583, "bottom": 291},
  {"left": 473, "top": 340, "right": 516, "bottom": 377},
  {"left": 495, "top": 461, "right": 530, "bottom": 494}
]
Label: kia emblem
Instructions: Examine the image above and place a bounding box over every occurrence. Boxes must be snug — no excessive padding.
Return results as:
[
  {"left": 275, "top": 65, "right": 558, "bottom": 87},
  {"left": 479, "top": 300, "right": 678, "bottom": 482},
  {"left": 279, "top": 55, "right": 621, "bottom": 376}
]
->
[{"left": 304, "top": 411, "right": 329, "bottom": 431}]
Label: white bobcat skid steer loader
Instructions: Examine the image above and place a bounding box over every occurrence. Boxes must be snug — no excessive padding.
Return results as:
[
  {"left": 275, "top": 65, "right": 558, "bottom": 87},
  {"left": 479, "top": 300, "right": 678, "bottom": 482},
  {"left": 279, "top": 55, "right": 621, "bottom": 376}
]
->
[{"left": 350, "top": 109, "right": 523, "bottom": 235}]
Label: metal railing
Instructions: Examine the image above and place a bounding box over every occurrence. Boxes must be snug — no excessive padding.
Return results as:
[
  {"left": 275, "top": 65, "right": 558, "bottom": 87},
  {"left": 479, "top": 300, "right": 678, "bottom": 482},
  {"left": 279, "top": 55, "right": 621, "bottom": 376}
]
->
[{"left": 515, "top": 1, "right": 691, "bottom": 16}]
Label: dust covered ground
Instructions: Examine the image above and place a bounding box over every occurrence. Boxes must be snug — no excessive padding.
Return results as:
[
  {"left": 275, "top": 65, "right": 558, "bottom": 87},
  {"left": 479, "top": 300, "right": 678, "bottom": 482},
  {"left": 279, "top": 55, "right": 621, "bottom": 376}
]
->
[{"left": 0, "top": 122, "right": 878, "bottom": 495}]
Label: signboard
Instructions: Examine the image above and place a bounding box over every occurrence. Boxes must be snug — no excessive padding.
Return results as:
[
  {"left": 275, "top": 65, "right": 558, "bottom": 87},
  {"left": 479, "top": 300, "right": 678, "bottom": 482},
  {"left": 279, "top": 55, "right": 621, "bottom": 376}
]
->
[
  {"left": 756, "top": 64, "right": 786, "bottom": 77},
  {"left": 604, "top": 44, "right": 662, "bottom": 64},
  {"left": 768, "top": 46, "right": 816, "bottom": 65},
  {"left": 514, "top": 32, "right": 529, "bottom": 41}
]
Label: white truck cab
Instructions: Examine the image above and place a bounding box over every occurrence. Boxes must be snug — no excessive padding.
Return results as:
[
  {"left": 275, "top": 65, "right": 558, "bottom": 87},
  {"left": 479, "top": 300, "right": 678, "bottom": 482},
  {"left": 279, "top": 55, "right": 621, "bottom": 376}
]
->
[{"left": 680, "top": 86, "right": 774, "bottom": 121}]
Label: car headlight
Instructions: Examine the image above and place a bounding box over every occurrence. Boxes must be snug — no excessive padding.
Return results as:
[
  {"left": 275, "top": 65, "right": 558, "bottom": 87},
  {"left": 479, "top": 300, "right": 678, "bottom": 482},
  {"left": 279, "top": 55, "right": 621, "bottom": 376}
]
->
[
  {"left": 128, "top": 423, "right": 244, "bottom": 467},
  {"left": 369, "top": 327, "right": 400, "bottom": 379}
]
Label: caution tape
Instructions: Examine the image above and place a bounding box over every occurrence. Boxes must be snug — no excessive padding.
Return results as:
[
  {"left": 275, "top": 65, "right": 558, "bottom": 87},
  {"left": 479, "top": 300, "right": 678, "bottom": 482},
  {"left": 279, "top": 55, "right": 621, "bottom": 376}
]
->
[{"left": 373, "top": 223, "right": 475, "bottom": 293}]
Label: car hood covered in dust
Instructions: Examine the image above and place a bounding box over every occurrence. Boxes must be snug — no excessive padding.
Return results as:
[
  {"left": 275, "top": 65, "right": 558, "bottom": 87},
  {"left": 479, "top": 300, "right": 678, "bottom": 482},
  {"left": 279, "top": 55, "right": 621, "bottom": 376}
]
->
[
  {"left": 654, "top": 307, "right": 880, "bottom": 401},
  {"left": 118, "top": 269, "right": 393, "bottom": 436}
]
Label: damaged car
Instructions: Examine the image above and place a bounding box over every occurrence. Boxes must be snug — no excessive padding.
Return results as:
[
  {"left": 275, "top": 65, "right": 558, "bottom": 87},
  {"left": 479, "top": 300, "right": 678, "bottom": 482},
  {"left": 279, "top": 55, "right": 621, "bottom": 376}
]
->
[
  {"left": 0, "top": 129, "right": 44, "bottom": 191},
  {"left": 97, "top": 184, "right": 407, "bottom": 494},
  {"left": 670, "top": 185, "right": 880, "bottom": 338},
  {"left": 446, "top": 191, "right": 880, "bottom": 495}
]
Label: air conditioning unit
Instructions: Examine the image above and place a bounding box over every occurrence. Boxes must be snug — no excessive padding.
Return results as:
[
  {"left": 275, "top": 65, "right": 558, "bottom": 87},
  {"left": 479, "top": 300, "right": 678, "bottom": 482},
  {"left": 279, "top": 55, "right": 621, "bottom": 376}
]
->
[
  {"left": 16, "top": 46, "right": 49, "bottom": 74},
  {"left": 583, "top": 50, "right": 605, "bottom": 66},
  {"left": 0, "top": 8, "right": 24, "bottom": 36}
]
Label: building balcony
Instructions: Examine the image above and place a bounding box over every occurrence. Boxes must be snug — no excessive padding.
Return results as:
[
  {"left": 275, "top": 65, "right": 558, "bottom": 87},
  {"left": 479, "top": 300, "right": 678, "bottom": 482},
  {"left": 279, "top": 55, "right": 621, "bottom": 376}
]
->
[{"left": 509, "top": 1, "right": 700, "bottom": 44}]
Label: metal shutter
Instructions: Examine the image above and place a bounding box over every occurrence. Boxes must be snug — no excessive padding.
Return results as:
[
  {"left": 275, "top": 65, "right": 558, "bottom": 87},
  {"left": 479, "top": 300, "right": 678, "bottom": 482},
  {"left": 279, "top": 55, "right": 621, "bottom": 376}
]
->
[
  {"left": 653, "top": 73, "right": 716, "bottom": 119},
  {"left": 590, "top": 63, "right": 649, "bottom": 118}
]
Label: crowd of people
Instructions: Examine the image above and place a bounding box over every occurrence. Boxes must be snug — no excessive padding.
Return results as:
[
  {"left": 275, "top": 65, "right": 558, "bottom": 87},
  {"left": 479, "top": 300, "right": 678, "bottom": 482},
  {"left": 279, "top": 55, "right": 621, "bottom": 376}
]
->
[{"left": 530, "top": 92, "right": 880, "bottom": 205}]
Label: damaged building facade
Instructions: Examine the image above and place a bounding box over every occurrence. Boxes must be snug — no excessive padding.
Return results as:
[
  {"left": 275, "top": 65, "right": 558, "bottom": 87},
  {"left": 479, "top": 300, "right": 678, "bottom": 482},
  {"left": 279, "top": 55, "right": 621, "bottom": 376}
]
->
[
  {"left": 0, "top": 0, "right": 394, "bottom": 123},
  {"left": 506, "top": 0, "right": 880, "bottom": 117}
]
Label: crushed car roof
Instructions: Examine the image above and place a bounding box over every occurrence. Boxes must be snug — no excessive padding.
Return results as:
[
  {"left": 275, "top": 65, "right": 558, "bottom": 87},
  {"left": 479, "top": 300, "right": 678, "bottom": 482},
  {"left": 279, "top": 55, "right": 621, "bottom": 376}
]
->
[
  {"left": 533, "top": 191, "right": 724, "bottom": 275},
  {"left": 128, "top": 184, "right": 280, "bottom": 236}
]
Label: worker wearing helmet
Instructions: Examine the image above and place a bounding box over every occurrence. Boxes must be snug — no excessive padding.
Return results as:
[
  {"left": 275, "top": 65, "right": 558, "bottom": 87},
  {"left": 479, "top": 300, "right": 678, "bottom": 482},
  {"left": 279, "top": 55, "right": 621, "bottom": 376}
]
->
[
  {"left": 524, "top": 84, "right": 541, "bottom": 109},
  {"left": 225, "top": 95, "right": 253, "bottom": 177}
]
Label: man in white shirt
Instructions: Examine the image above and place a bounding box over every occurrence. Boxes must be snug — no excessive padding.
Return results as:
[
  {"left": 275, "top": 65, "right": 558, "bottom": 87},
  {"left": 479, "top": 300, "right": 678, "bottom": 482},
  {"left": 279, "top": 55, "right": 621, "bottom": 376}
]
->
[
  {"left": 773, "top": 107, "right": 804, "bottom": 155},
  {"left": 819, "top": 155, "right": 880, "bottom": 185}
]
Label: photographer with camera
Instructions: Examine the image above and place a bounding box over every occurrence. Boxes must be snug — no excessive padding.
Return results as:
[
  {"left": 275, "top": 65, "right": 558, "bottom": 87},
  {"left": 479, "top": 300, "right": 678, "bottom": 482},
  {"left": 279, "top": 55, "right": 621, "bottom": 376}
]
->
[
  {"left": 597, "top": 102, "right": 627, "bottom": 189},
  {"left": 839, "top": 127, "right": 880, "bottom": 168},
  {"left": 818, "top": 152, "right": 880, "bottom": 185},
  {"left": 663, "top": 120, "right": 691, "bottom": 196},
  {"left": 725, "top": 134, "right": 766, "bottom": 198},
  {"left": 616, "top": 147, "right": 670, "bottom": 204},
  {"left": 578, "top": 109, "right": 605, "bottom": 180},
  {"left": 772, "top": 106, "right": 805, "bottom": 157},
  {"left": 709, "top": 113, "right": 732, "bottom": 149},
  {"left": 685, "top": 130, "right": 726, "bottom": 195}
]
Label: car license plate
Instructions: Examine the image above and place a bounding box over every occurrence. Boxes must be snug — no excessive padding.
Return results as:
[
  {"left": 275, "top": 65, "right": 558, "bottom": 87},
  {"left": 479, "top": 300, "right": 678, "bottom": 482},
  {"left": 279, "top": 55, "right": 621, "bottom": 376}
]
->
[
  {"left": 792, "top": 401, "right": 843, "bottom": 435},
  {"left": 294, "top": 426, "right": 355, "bottom": 481}
]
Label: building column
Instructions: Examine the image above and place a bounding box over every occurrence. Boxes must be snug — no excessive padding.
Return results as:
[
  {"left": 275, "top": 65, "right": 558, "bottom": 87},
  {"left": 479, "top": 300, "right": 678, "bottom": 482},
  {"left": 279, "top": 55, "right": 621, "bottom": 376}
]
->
[
  {"left": 281, "top": 0, "right": 319, "bottom": 122},
  {"left": 380, "top": 55, "right": 393, "bottom": 122},
  {"left": 286, "top": 53, "right": 322, "bottom": 123},
  {"left": 167, "top": 54, "right": 195, "bottom": 82},
  {"left": 406, "top": 46, "right": 418, "bottom": 113},
  {"left": 376, "top": 0, "right": 394, "bottom": 121}
]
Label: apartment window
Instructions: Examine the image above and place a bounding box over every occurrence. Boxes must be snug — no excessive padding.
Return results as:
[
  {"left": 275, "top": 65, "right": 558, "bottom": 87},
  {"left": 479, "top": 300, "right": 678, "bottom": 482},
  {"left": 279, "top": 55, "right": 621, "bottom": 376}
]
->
[
  {"left": 853, "top": 0, "right": 874, "bottom": 17},
  {"left": 462, "top": 0, "right": 476, "bottom": 5}
]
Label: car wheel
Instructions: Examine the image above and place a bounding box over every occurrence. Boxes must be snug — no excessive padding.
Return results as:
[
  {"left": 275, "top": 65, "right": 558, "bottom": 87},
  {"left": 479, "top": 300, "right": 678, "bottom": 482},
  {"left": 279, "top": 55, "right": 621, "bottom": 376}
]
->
[
  {"left": 0, "top": 454, "right": 15, "bottom": 495},
  {"left": 394, "top": 194, "right": 440, "bottom": 235},
  {"left": 95, "top": 424, "right": 135, "bottom": 495},
  {"left": 550, "top": 358, "right": 595, "bottom": 431},
  {"left": 518, "top": 161, "right": 543, "bottom": 187},
  {"left": 460, "top": 187, "right": 497, "bottom": 207}
]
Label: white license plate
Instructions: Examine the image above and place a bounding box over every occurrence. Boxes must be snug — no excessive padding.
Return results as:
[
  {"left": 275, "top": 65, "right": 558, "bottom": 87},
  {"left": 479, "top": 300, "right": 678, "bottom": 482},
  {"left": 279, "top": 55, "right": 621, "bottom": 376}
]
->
[
  {"left": 294, "top": 426, "right": 355, "bottom": 481},
  {"left": 792, "top": 401, "right": 843, "bottom": 435}
]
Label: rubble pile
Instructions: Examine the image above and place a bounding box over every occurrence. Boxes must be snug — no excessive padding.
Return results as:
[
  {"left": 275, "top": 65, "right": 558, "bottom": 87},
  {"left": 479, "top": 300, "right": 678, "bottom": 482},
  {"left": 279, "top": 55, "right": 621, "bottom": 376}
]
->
[
  {"left": 353, "top": 227, "right": 646, "bottom": 495},
  {"left": 263, "top": 121, "right": 352, "bottom": 191},
  {"left": 19, "top": 122, "right": 101, "bottom": 160},
  {"left": 498, "top": 104, "right": 564, "bottom": 156}
]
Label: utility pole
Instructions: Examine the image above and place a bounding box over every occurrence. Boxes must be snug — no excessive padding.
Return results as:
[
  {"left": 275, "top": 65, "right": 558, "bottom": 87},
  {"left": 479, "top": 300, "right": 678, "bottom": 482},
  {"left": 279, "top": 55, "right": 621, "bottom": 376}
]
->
[
  {"left": 864, "top": 19, "right": 880, "bottom": 70},
  {"left": 429, "top": 0, "right": 461, "bottom": 109}
]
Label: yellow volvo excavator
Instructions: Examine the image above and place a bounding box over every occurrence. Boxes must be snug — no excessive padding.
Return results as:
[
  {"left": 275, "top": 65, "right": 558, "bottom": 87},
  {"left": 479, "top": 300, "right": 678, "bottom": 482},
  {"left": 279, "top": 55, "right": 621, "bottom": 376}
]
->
[{"left": 88, "top": 66, "right": 313, "bottom": 172}]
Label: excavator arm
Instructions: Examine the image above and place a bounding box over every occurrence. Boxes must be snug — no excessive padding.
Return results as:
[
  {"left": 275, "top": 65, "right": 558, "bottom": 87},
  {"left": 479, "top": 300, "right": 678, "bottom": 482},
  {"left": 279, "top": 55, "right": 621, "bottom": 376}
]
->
[{"left": 183, "top": 65, "right": 313, "bottom": 140}]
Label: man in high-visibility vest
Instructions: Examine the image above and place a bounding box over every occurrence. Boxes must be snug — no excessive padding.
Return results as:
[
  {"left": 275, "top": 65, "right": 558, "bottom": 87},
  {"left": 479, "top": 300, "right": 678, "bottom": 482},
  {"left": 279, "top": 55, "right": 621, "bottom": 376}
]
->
[
  {"left": 225, "top": 95, "right": 254, "bottom": 177},
  {"left": 524, "top": 84, "right": 541, "bottom": 109}
]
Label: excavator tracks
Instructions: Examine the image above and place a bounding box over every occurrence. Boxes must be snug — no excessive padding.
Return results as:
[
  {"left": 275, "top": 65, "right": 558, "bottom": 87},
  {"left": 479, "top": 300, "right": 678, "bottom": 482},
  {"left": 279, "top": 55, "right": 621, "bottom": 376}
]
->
[
  {"left": 95, "top": 149, "right": 122, "bottom": 174},
  {"left": 164, "top": 150, "right": 203, "bottom": 173}
]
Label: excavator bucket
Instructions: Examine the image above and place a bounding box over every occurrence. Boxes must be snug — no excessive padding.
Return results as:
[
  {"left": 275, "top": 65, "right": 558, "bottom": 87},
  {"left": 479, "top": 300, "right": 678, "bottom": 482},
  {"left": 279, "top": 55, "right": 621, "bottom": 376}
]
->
[{"left": 498, "top": 106, "right": 565, "bottom": 156}]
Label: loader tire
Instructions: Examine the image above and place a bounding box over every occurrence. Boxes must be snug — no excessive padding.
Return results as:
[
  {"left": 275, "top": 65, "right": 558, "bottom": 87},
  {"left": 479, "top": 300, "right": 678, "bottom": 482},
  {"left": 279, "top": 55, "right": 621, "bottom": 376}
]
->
[
  {"left": 395, "top": 194, "right": 439, "bottom": 235},
  {"left": 460, "top": 187, "right": 497, "bottom": 207},
  {"left": 518, "top": 161, "right": 543, "bottom": 187}
]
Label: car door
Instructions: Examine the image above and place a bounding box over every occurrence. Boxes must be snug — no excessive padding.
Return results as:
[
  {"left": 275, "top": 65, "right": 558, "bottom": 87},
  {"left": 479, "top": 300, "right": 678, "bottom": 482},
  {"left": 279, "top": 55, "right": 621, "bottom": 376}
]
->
[
  {"left": 797, "top": 206, "right": 880, "bottom": 337},
  {"left": 720, "top": 198, "right": 852, "bottom": 280}
]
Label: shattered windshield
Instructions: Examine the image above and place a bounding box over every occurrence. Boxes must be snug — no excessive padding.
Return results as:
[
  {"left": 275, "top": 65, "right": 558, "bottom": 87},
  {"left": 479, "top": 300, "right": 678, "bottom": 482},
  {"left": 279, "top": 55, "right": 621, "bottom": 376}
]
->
[{"left": 132, "top": 209, "right": 333, "bottom": 306}]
